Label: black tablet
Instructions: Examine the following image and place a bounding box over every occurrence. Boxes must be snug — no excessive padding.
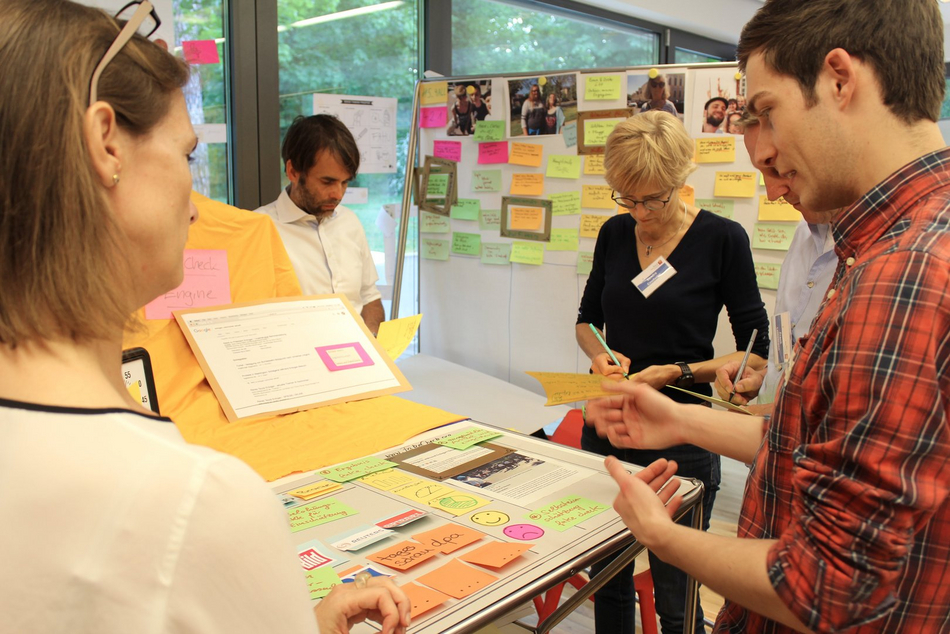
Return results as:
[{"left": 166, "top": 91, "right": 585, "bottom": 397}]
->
[{"left": 121, "top": 347, "right": 160, "bottom": 415}]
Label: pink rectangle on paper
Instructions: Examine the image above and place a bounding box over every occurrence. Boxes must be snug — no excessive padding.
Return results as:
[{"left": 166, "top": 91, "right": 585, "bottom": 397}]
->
[
  {"left": 145, "top": 249, "right": 231, "bottom": 320},
  {"left": 182, "top": 40, "right": 220, "bottom": 65},
  {"left": 433, "top": 140, "right": 462, "bottom": 162},
  {"left": 478, "top": 142, "right": 508, "bottom": 164},
  {"left": 316, "top": 342, "right": 374, "bottom": 371},
  {"left": 420, "top": 106, "right": 447, "bottom": 128}
]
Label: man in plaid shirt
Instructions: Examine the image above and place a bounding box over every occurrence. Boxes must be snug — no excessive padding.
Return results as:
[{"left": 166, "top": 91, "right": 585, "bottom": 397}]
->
[{"left": 588, "top": 0, "right": 950, "bottom": 631}]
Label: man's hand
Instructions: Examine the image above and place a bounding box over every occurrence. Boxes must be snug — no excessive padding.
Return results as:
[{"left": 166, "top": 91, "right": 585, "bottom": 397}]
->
[
  {"left": 314, "top": 577, "right": 410, "bottom": 634},
  {"left": 591, "top": 351, "right": 631, "bottom": 377},
  {"left": 361, "top": 299, "right": 385, "bottom": 337},
  {"left": 591, "top": 381, "right": 688, "bottom": 450},
  {"left": 605, "top": 456, "right": 682, "bottom": 549},
  {"left": 714, "top": 360, "right": 765, "bottom": 405}
]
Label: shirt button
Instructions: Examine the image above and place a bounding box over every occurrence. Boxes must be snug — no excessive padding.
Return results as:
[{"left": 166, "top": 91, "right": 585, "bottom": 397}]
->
[
  {"left": 827, "top": 289, "right": 836, "bottom": 299},
  {"left": 846, "top": 257, "right": 855, "bottom": 266},
  {"left": 807, "top": 281, "right": 815, "bottom": 288}
]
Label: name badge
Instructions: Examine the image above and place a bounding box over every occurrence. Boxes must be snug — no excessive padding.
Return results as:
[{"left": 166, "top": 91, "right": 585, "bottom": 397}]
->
[{"left": 632, "top": 256, "right": 677, "bottom": 298}]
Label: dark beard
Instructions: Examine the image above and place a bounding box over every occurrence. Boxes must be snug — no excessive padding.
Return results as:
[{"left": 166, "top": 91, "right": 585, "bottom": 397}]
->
[{"left": 706, "top": 114, "right": 724, "bottom": 127}]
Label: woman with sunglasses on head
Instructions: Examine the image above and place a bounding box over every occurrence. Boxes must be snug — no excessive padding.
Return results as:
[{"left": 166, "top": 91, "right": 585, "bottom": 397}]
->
[
  {"left": 638, "top": 73, "right": 678, "bottom": 117},
  {"left": 0, "top": 2, "right": 409, "bottom": 632},
  {"left": 575, "top": 111, "right": 768, "bottom": 634}
]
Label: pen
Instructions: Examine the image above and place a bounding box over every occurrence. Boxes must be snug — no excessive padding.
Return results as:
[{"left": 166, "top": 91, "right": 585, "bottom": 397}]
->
[
  {"left": 588, "top": 323, "right": 629, "bottom": 379},
  {"left": 729, "top": 328, "right": 758, "bottom": 403}
]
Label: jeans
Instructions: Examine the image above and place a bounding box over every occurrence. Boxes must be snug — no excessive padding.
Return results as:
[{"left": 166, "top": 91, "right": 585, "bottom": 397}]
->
[{"left": 582, "top": 424, "right": 721, "bottom": 634}]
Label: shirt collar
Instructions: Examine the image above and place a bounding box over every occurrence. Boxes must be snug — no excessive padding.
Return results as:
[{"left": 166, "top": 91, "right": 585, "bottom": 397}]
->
[
  {"left": 832, "top": 147, "right": 950, "bottom": 259},
  {"left": 276, "top": 186, "right": 339, "bottom": 225}
]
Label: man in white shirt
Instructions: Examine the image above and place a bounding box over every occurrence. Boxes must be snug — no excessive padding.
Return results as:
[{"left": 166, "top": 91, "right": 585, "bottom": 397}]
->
[{"left": 256, "top": 115, "right": 385, "bottom": 334}]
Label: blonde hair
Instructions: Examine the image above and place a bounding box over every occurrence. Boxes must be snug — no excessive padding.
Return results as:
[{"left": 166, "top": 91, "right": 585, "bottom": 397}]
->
[
  {"left": 646, "top": 74, "right": 671, "bottom": 101},
  {"left": 0, "top": 0, "right": 189, "bottom": 346},
  {"left": 603, "top": 111, "right": 697, "bottom": 195}
]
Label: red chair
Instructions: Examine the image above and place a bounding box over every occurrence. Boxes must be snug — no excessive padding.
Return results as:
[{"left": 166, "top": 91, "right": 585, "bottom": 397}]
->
[{"left": 533, "top": 409, "right": 658, "bottom": 634}]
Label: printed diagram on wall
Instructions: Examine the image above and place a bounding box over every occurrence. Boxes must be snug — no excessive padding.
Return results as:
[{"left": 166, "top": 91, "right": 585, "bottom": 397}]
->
[
  {"left": 687, "top": 68, "right": 747, "bottom": 137},
  {"left": 445, "top": 79, "right": 495, "bottom": 136},
  {"left": 313, "top": 93, "right": 398, "bottom": 173},
  {"left": 627, "top": 71, "right": 686, "bottom": 123},
  {"left": 500, "top": 197, "right": 553, "bottom": 242},
  {"left": 508, "top": 73, "right": 578, "bottom": 138}
]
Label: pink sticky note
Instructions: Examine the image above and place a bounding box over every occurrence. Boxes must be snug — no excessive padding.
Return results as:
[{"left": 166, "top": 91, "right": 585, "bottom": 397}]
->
[
  {"left": 420, "top": 106, "right": 448, "bottom": 128},
  {"left": 433, "top": 140, "right": 462, "bottom": 162},
  {"left": 181, "top": 40, "right": 220, "bottom": 65},
  {"left": 315, "top": 342, "right": 374, "bottom": 371},
  {"left": 145, "top": 249, "right": 231, "bottom": 320},
  {"left": 478, "top": 141, "right": 509, "bottom": 164}
]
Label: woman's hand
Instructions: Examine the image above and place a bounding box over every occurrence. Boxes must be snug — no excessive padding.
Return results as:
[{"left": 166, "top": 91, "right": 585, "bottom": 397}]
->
[
  {"left": 590, "top": 351, "right": 631, "bottom": 377},
  {"left": 629, "top": 363, "right": 681, "bottom": 390},
  {"left": 714, "top": 361, "right": 765, "bottom": 405},
  {"left": 314, "top": 577, "right": 410, "bottom": 634}
]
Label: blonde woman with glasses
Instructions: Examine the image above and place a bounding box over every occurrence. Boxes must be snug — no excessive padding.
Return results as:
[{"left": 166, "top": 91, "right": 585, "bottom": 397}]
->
[
  {"left": 575, "top": 111, "right": 768, "bottom": 634},
  {"left": 0, "top": 1, "right": 409, "bottom": 632}
]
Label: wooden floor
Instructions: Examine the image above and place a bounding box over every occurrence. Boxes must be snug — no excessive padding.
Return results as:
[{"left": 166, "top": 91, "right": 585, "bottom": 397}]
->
[{"left": 481, "top": 457, "right": 749, "bottom": 634}]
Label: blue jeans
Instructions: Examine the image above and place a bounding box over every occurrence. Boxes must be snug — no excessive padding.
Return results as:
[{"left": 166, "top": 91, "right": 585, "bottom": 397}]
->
[{"left": 582, "top": 424, "right": 721, "bottom": 634}]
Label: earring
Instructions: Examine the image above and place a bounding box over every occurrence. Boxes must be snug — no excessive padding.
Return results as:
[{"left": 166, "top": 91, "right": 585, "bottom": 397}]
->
[{"left": 112, "top": 174, "right": 120, "bottom": 186}]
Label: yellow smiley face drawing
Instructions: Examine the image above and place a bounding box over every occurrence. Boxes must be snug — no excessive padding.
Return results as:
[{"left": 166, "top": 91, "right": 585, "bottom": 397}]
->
[{"left": 471, "top": 510, "right": 510, "bottom": 526}]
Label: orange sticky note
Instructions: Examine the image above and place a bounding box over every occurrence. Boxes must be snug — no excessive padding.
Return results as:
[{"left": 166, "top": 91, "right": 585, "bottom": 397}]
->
[
  {"left": 510, "top": 206, "right": 544, "bottom": 231},
  {"left": 415, "top": 559, "right": 498, "bottom": 599},
  {"left": 679, "top": 184, "right": 695, "bottom": 207},
  {"left": 509, "top": 142, "right": 544, "bottom": 167},
  {"left": 584, "top": 154, "right": 606, "bottom": 175},
  {"left": 581, "top": 184, "right": 614, "bottom": 209},
  {"left": 366, "top": 540, "right": 439, "bottom": 571},
  {"left": 511, "top": 173, "right": 544, "bottom": 196},
  {"left": 459, "top": 542, "right": 534, "bottom": 569},
  {"left": 412, "top": 523, "right": 485, "bottom": 554},
  {"left": 400, "top": 582, "right": 451, "bottom": 617},
  {"left": 580, "top": 213, "right": 611, "bottom": 239}
]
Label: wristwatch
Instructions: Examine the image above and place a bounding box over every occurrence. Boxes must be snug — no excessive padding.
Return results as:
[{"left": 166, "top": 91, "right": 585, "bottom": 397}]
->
[{"left": 673, "top": 361, "right": 694, "bottom": 388}]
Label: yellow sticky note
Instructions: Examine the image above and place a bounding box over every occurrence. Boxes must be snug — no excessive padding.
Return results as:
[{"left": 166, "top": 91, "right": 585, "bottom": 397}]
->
[
  {"left": 695, "top": 137, "right": 736, "bottom": 163},
  {"left": 359, "top": 469, "right": 420, "bottom": 491},
  {"left": 126, "top": 380, "right": 142, "bottom": 403},
  {"left": 376, "top": 314, "right": 423, "bottom": 361},
  {"left": 584, "top": 154, "right": 606, "bottom": 175},
  {"left": 509, "top": 142, "right": 544, "bottom": 167},
  {"left": 583, "top": 118, "right": 624, "bottom": 146},
  {"left": 713, "top": 172, "right": 757, "bottom": 198},
  {"left": 393, "top": 481, "right": 457, "bottom": 504},
  {"left": 546, "top": 155, "right": 581, "bottom": 179},
  {"left": 580, "top": 213, "right": 610, "bottom": 239},
  {"left": 585, "top": 74, "right": 622, "bottom": 101},
  {"left": 510, "top": 206, "right": 544, "bottom": 230},
  {"left": 759, "top": 172, "right": 765, "bottom": 186},
  {"left": 548, "top": 228, "right": 579, "bottom": 251},
  {"left": 510, "top": 241, "right": 545, "bottom": 265},
  {"left": 582, "top": 185, "right": 614, "bottom": 209},
  {"left": 757, "top": 195, "right": 800, "bottom": 222},
  {"left": 679, "top": 184, "right": 695, "bottom": 207},
  {"left": 525, "top": 371, "right": 626, "bottom": 406},
  {"left": 511, "top": 173, "right": 544, "bottom": 196},
  {"left": 288, "top": 481, "right": 343, "bottom": 500},
  {"left": 421, "top": 81, "right": 448, "bottom": 106}
]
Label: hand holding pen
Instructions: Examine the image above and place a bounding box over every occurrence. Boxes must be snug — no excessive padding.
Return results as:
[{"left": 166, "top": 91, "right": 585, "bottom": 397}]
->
[
  {"left": 588, "top": 323, "right": 630, "bottom": 378},
  {"left": 728, "top": 328, "right": 758, "bottom": 403}
]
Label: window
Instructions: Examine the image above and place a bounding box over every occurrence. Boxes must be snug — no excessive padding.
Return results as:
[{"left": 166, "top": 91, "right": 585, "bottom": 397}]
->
[{"left": 675, "top": 47, "right": 723, "bottom": 64}]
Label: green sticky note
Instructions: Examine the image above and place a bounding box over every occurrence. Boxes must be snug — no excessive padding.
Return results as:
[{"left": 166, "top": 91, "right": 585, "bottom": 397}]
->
[
  {"left": 472, "top": 169, "right": 502, "bottom": 192},
  {"left": 288, "top": 498, "right": 359, "bottom": 532},
  {"left": 479, "top": 208, "right": 501, "bottom": 230},
  {"left": 474, "top": 120, "right": 505, "bottom": 142},
  {"left": 426, "top": 173, "right": 449, "bottom": 197},
  {"left": 563, "top": 122, "right": 577, "bottom": 148},
  {"left": 435, "top": 427, "right": 503, "bottom": 450},
  {"left": 526, "top": 495, "right": 610, "bottom": 532},
  {"left": 546, "top": 155, "right": 582, "bottom": 179},
  {"left": 306, "top": 567, "right": 342, "bottom": 600},
  {"left": 754, "top": 262, "right": 782, "bottom": 290},
  {"left": 695, "top": 198, "right": 734, "bottom": 219},
  {"left": 421, "top": 237, "right": 450, "bottom": 260},
  {"left": 452, "top": 231, "right": 481, "bottom": 256},
  {"left": 585, "top": 74, "right": 622, "bottom": 100},
  {"left": 450, "top": 198, "right": 480, "bottom": 220},
  {"left": 753, "top": 222, "right": 796, "bottom": 251},
  {"left": 583, "top": 118, "right": 624, "bottom": 146},
  {"left": 420, "top": 211, "right": 450, "bottom": 233},
  {"left": 481, "top": 242, "right": 512, "bottom": 265},
  {"left": 550, "top": 191, "right": 582, "bottom": 216},
  {"left": 318, "top": 456, "right": 398, "bottom": 482},
  {"left": 759, "top": 172, "right": 765, "bottom": 186},
  {"left": 548, "top": 228, "right": 579, "bottom": 251},
  {"left": 577, "top": 251, "right": 594, "bottom": 275},
  {"left": 510, "top": 241, "right": 545, "bottom": 265}
]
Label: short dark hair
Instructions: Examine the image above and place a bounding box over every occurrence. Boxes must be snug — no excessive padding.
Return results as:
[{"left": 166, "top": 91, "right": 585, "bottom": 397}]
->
[
  {"left": 704, "top": 97, "right": 728, "bottom": 111},
  {"left": 737, "top": 0, "right": 944, "bottom": 123},
  {"left": 281, "top": 114, "right": 360, "bottom": 178}
]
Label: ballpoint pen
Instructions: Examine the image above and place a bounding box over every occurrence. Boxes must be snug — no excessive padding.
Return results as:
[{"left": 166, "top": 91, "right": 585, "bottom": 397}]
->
[
  {"left": 588, "top": 323, "right": 629, "bottom": 379},
  {"left": 729, "top": 328, "right": 758, "bottom": 403}
]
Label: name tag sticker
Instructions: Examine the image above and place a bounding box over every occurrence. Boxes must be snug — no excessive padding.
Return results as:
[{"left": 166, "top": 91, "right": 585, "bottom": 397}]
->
[{"left": 631, "top": 256, "right": 677, "bottom": 298}]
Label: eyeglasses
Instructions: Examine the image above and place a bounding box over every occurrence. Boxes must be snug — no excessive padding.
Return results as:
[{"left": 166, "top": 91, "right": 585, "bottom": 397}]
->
[
  {"left": 88, "top": 0, "right": 161, "bottom": 106},
  {"left": 611, "top": 189, "right": 674, "bottom": 212},
  {"left": 650, "top": 81, "right": 665, "bottom": 88}
]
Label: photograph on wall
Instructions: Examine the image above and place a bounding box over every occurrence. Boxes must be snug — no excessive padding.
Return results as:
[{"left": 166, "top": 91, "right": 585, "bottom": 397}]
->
[
  {"left": 688, "top": 67, "right": 747, "bottom": 136},
  {"left": 446, "top": 79, "right": 495, "bottom": 136},
  {"left": 507, "top": 73, "right": 578, "bottom": 137},
  {"left": 626, "top": 71, "right": 686, "bottom": 123}
]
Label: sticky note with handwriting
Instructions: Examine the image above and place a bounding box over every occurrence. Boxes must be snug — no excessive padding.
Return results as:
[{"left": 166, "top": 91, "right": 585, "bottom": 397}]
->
[
  {"left": 754, "top": 262, "right": 782, "bottom": 290},
  {"left": 420, "top": 81, "right": 448, "bottom": 106},
  {"left": 288, "top": 498, "right": 358, "bottom": 533},
  {"left": 524, "top": 371, "right": 625, "bottom": 405},
  {"left": 511, "top": 173, "right": 544, "bottom": 196},
  {"left": 146, "top": 249, "right": 231, "bottom": 319},
  {"left": 420, "top": 211, "right": 450, "bottom": 233},
  {"left": 433, "top": 140, "right": 462, "bottom": 162},
  {"left": 478, "top": 141, "right": 508, "bottom": 164},
  {"left": 481, "top": 242, "right": 511, "bottom": 265},
  {"left": 579, "top": 213, "right": 611, "bottom": 239},
  {"left": 450, "top": 198, "right": 480, "bottom": 221},
  {"left": 758, "top": 195, "right": 800, "bottom": 222},
  {"left": 696, "top": 198, "right": 734, "bottom": 219},
  {"left": 473, "top": 120, "right": 505, "bottom": 142},
  {"left": 306, "top": 567, "right": 341, "bottom": 599},
  {"left": 451, "top": 232, "right": 482, "bottom": 256},
  {"left": 713, "top": 171, "right": 757, "bottom": 198},
  {"left": 472, "top": 169, "right": 501, "bottom": 192},
  {"left": 695, "top": 137, "right": 736, "bottom": 163},
  {"left": 421, "top": 238, "right": 450, "bottom": 261},
  {"left": 435, "top": 427, "right": 502, "bottom": 450},
  {"left": 546, "top": 155, "right": 581, "bottom": 179},
  {"left": 509, "top": 241, "right": 545, "bottom": 266},
  {"left": 584, "top": 74, "right": 622, "bottom": 100},
  {"left": 577, "top": 251, "right": 594, "bottom": 276},
  {"left": 583, "top": 118, "right": 624, "bottom": 146},
  {"left": 752, "top": 222, "right": 795, "bottom": 250},
  {"left": 376, "top": 314, "right": 423, "bottom": 361},
  {"left": 412, "top": 523, "right": 485, "bottom": 554},
  {"left": 584, "top": 154, "right": 605, "bottom": 175},
  {"left": 479, "top": 208, "right": 501, "bottom": 230},
  {"left": 550, "top": 191, "right": 582, "bottom": 216},
  {"left": 581, "top": 185, "right": 614, "bottom": 209},
  {"left": 420, "top": 106, "right": 447, "bottom": 128},
  {"left": 509, "top": 142, "right": 544, "bottom": 167},
  {"left": 367, "top": 540, "right": 439, "bottom": 571},
  {"left": 548, "top": 228, "right": 579, "bottom": 251},
  {"left": 527, "top": 495, "right": 609, "bottom": 532},
  {"left": 510, "top": 206, "right": 544, "bottom": 230},
  {"left": 318, "top": 456, "right": 398, "bottom": 482}
]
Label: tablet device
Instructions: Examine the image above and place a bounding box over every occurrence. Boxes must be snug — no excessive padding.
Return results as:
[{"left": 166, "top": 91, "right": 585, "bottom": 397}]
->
[{"left": 121, "top": 347, "right": 160, "bottom": 415}]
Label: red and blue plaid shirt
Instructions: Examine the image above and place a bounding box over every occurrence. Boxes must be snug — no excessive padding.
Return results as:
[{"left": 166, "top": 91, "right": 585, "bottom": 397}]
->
[{"left": 716, "top": 149, "right": 950, "bottom": 633}]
